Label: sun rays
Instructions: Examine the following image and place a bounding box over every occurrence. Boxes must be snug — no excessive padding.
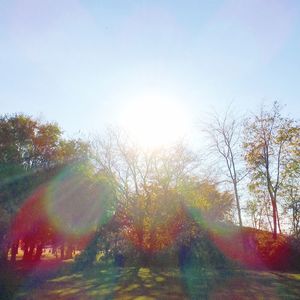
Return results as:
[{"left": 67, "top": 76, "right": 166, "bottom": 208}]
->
[{"left": 119, "top": 94, "right": 190, "bottom": 150}]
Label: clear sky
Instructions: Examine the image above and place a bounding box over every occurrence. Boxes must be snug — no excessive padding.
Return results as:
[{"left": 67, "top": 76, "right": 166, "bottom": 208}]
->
[{"left": 1, "top": 0, "right": 300, "bottom": 140}]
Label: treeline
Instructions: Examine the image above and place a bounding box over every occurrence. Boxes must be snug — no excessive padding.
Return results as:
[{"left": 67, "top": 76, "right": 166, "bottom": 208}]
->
[
  {"left": 0, "top": 115, "right": 93, "bottom": 262},
  {"left": 0, "top": 101, "right": 299, "bottom": 269},
  {"left": 204, "top": 102, "right": 300, "bottom": 240},
  {"left": 0, "top": 114, "right": 232, "bottom": 265}
]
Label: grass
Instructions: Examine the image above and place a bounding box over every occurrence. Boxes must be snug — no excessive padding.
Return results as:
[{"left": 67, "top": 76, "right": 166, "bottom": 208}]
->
[{"left": 4, "top": 261, "right": 300, "bottom": 300}]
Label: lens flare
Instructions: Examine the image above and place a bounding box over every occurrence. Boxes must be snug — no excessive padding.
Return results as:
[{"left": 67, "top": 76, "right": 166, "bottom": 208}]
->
[
  {"left": 9, "top": 162, "right": 116, "bottom": 261},
  {"left": 187, "top": 206, "right": 291, "bottom": 269},
  {"left": 45, "top": 165, "right": 110, "bottom": 238}
]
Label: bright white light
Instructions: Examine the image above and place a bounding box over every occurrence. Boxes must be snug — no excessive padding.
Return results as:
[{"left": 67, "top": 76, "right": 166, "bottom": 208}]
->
[{"left": 119, "top": 93, "right": 190, "bottom": 149}]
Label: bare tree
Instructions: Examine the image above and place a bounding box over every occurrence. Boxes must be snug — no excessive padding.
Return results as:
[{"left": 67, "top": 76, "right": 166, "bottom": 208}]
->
[
  {"left": 203, "top": 109, "right": 244, "bottom": 227},
  {"left": 91, "top": 127, "right": 201, "bottom": 255},
  {"left": 246, "top": 191, "right": 274, "bottom": 231},
  {"left": 92, "top": 127, "right": 200, "bottom": 200}
]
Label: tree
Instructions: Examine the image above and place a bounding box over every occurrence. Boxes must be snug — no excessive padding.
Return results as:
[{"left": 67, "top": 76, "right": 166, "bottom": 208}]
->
[
  {"left": 246, "top": 193, "right": 273, "bottom": 231},
  {"left": 92, "top": 127, "right": 199, "bottom": 207},
  {"left": 182, "top": 179, "right": 234, "bottom": 224},
  {"left": 0, "top": 114, "right": 59, "bottom": 261},
  {"left": 243, "top": 102, "right": 298, "bottom": 239},
  {"left": 204, "top": 109, "right": 244, "bottom": 227},
  {"left": 0, "top": 114, "right": 91, "bottom": 261},
  {"left": 281, "top": 124, "right": 300, "bottom": 237},
  {"left": 0, "top": 114, "right": 62, "bottom": 169},
  {"left": 92, "top": 128, "right": 201, "bottom": 264}
]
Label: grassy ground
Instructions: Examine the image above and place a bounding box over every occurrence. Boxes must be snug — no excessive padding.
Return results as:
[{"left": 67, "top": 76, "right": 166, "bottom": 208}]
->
[{"left": 5, "top": 261, "right": 299, "bottom": 300}]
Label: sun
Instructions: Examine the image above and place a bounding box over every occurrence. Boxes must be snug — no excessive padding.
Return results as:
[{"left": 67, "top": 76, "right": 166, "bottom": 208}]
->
[{"left": 119, "top": 94, "right": 190, "bottom": 149}]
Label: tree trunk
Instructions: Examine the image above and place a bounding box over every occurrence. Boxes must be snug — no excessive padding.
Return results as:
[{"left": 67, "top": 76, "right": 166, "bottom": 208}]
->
[
  {"left": 10, "top": 242, "right": 19, "bottom": 263},
  {"left": 141, "top": 250, "right": 150, "bottom": 267},
  {"left": 267, "top": 213, "right": 273, "bottom": 232},
  {"left": 65, "top": 244, "right": 73, "bottom": 259},
  {"left": 34, "top": 243, "right": 44, "bottom": 261},
  {"left": 27, "top": 243, "right": 35, "bottom": 261},
  {"left": 271, "top": 197, "right": 277, "bottom": 239},
  {"left": 23, "top": 241, "right": 29, "bottom": 261},
  {"left": 233, "top": 182, "right": 243, "bottom": 227},
  {"left": 60, "top": 243, "right": 65, "bottom": 260},
  {"left": 276, "top": 207, "right": 282, "bottom": 234},
  {"left": 52, "top": 247, "right": 58, "bottom": 258}
]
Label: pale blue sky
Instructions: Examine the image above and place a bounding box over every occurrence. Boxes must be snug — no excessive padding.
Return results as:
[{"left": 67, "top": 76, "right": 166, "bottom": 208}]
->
[{"left": 1, "top": 0, "right": 300, "bottom": 138}]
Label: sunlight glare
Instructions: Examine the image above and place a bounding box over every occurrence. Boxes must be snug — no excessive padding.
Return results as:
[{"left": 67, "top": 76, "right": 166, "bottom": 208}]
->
[{"left": 120, "top": 94, "right": 190, "bottom": 149}]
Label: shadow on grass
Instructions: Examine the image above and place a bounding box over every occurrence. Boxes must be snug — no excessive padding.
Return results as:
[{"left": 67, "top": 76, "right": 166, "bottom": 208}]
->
[
  {"left": 14, "top": 262, "right": 187, "bottom": 300},
  {"left": 181, "top": 266, "right": 300, "bottom": 300},
  {"left": 8, "top": 261, "right": 300, "bottom": 300}
]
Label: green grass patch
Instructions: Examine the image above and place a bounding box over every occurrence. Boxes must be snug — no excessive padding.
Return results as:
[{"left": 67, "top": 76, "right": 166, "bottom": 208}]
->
[{"left": 9, "top": 262, "right": 300, "bottom": 300}]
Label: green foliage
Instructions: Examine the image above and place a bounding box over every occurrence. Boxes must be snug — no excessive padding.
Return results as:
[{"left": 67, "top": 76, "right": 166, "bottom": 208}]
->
[
  {"left": 182, "top": 179, "right": 234, "bottom": 223},
  {"left": 243, "top": 102, "right": 299, "bottom": 237},
  {"left": 280, "top": 125, "right": 300, "bottom": 237},
  {"left": 0, "top": 114, "right": 92, "bottom": 260},
  {"left": 189, "top": 232, "right": 231, "bottom": 269},
  {"left": 74, "top": 235, "right": 99, "bottom": 270}
]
